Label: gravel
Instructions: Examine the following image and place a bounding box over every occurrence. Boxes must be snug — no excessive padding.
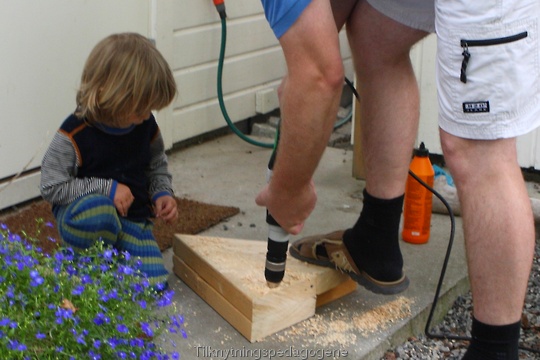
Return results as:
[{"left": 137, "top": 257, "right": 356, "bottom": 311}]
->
[{"left": 381, "top": 241, "right": 540, "bottom": 359}]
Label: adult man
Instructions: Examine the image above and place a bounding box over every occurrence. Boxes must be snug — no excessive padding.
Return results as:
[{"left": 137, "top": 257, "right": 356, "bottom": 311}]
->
[{"left": 256, "top": 0, "right": 538, "bottom": 358}]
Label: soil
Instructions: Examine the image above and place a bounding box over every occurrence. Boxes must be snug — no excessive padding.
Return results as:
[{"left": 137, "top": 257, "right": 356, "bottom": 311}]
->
[{"left": 0, "top": 197, "right": 239, "bottom": 255}]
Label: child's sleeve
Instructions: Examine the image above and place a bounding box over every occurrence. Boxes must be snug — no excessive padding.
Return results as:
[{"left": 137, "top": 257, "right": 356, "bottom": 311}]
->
[
  {"left": 146, "top": 129, "right": 174, "bottom": 202},
  {"left": 40, "top": 131, "right": 114, "bottom": 205}
]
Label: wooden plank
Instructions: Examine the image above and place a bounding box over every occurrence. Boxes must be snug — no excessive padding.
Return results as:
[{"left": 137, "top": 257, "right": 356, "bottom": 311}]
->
[
  {"left": 173, "top": 236, "right": 254, "bottom": 319},
  {"left": 316, "top": 278, "right": 358, "bottom": 308},
  {"left": 172, "top": 234, "right": 355, "bottom": 342},
  {"left": 352, "top": 87, "right": 365, "bottom": 179},
  {"left": 173, "top": 253, "right": 316, "bottom": 342},
  {"left": 173, "top": 255, "right": 254, "bottom": 339}
]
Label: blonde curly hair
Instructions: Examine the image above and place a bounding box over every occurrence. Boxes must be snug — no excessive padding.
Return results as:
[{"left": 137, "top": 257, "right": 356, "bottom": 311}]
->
[{"left": 75, "top": 33, "right": 177, "bottom": 126}]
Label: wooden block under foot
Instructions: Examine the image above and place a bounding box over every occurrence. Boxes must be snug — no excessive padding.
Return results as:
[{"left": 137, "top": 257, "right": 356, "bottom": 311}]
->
[{"left": 172, "top": 234, "right": 356, "bottom": 342}]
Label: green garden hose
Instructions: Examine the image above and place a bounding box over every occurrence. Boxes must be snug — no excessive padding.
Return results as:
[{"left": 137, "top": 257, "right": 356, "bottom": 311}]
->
[{"left": 216, "top": 16, "right": 353, "bottom": 149}]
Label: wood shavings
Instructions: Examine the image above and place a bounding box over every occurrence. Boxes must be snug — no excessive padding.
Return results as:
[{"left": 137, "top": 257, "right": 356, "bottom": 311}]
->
[{"left": 277, "top": 296, "right": 413, "bottom": 347}]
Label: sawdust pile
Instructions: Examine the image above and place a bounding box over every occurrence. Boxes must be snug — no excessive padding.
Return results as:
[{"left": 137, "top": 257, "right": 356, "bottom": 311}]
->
[{"left": 275, "top": 296, "right": 413, "bottom": 347}]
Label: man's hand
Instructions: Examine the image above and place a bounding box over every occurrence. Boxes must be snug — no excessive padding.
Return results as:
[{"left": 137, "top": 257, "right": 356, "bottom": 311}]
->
[
  {"left": 255, "top": 180, "right": 316, "bottom": 235},
  {"left": 114, "top": 183, "right": 134, "bottom": 217},
  {"left": 154, "top": 195, "right": 178, "bottom": 223}
]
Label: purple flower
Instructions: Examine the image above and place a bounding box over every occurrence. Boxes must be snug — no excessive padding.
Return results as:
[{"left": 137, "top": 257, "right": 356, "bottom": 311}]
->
[
  {"left": 76, "top": 334, "right": 86, "bottom": 345},
  {"left": 54, "top": 252, "right": 65, "bottom": 262},
  {"left": 5, "top": 286, "right": 14, "bottom": 299},
  {"left": 129, "top": 338, "right": 144, "bottom": 348},
  {"left": 119, "top": 265, "right": 134, "bottom": 276},
  {"left": 0, "top": 318, "right": 18, "bottom": 329},
  {"left": 30, "top": 269, "right": 44, "bottom": 287},
  {"left": 55, "top": 307, "right": 73, "bottom": 324},
  {"left": 107, "top": 288, "right": 119, "bottom": 300},
  {"left": 117, "top": 324, "right": 129, "bottom": 334},
  {"left": 108, "top": 337, "right": 120, "bottom": 349},
  {"left": 171, "top": 314, "right": 184, "bottom": 327},
  {"left": 140, "top": 322, "right": 154, "bottom": 338},
  {"left": 72, "top": 285, "right": 85, "bottom": 296},
  {"left": 93, "top": 312, "right": 110, "bottom": 326},
  {"left": 66, "top": 265, "right": 77, "bottom": 277},
  {"left": 138, "top": 300, "right": 147, "bottom": 310},
  {"left": 103, "top": 249, "right": 115, "bottom": 260},
  {"left": 156, "top": 290, "right": 174, "bottom": 307},
  {"left": 89, "top": 351, "right": 102, "bottom": 360},
  {"left": 7, "top": 339, "right": 27, "bottom": 351}
]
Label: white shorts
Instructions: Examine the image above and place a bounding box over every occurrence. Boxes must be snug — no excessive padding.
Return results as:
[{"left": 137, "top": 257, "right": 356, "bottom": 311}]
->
[{"left": 435, "top": 0, "right": 540, "bottom": 139}]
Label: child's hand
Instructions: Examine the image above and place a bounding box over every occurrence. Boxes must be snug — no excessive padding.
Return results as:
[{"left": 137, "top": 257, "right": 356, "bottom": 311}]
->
[
  {"left": 154, "top": 195, "right": 178, "bottom": 223},
  {"left": 114, "top": 183, "right": 135, "bottom": 217}
]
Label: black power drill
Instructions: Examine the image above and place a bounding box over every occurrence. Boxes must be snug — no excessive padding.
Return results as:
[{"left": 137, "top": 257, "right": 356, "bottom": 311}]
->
[{"left": 264, "top": 147, "right": 290, "bottom": 288}]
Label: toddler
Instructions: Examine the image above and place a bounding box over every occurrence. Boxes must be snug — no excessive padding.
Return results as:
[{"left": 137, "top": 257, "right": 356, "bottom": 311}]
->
[{"left": 40, "top": 32, "right": 178, "bottom": 289}]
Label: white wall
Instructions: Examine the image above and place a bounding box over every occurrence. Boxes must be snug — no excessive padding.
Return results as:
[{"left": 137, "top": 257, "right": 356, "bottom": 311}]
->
[
  {"left": 154, "top": 0, "right": 353, "bottom": 149},
  {"left": 0, "top": 1, "right": 149, "bottom": 208},
  {"left": 0, "top": 0, "right": 350, "bottom": 210}
]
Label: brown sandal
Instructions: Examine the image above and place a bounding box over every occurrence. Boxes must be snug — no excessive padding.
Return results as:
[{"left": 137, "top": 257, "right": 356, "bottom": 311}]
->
[{"left": 289, "top": 230, "right": 409, "bottom": 295}]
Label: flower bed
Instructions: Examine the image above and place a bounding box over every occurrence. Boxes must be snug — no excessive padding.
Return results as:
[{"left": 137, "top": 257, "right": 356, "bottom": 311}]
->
[{"left": 0, "top": 221, "right": 185, "bottom": 359}]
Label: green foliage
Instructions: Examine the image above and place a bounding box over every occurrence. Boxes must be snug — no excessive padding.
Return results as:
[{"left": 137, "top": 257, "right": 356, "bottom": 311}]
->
[{"left": 0, "top": 221, "right": 185, "bottom": 359}]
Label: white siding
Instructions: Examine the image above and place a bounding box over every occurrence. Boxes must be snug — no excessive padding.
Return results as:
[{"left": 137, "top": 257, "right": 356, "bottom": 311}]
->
[
  {"left": 155, "top": 0, "right": 353, "bottom": 149},
  {"left": 0, "top": 0, "right": 349, "bottom": 209},
  {"left": 0, "top": 1, "right": 149, "bottom": 208}
]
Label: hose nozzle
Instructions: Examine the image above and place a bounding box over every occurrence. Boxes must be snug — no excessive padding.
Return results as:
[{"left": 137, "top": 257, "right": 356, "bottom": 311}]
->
[{"left": 213, "top": 0, "right": 227, "bottom": 19}]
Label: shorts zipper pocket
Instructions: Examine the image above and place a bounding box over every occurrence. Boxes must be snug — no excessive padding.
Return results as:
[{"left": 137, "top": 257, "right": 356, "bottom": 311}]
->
[{"left": 460, "top": 31, "right": 528, "bottom": 83}]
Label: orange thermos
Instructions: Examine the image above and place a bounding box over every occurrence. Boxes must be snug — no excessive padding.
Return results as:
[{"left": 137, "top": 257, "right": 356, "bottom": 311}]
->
[{"left": 402, "top": 142, "right": 434, "bottom": 244}]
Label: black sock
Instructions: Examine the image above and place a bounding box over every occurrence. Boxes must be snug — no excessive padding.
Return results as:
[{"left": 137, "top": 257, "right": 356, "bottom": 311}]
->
[
  {"left": 462, "top": 317, "right": 521, "bottom": 360},
  {"left": 342, "top": 189, "right": 404, "bottom": 281}
]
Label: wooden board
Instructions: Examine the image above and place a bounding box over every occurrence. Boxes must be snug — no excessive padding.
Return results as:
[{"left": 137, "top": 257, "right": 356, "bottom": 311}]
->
[
  {"left": 172, "top": 234, "right": 356, "bottom": 342},
  {"left": 351, "top": 77, "right": 366, "bottom": 180}
]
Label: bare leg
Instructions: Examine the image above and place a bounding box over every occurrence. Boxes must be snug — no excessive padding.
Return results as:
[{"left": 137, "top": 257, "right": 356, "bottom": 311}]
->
[
  {"left": 440, "top": 130, "right": 534, "bottom": 324},
  {"left": 347, "top": 1, "right": 428, "bottom": 199},
  {"left": 256, "top": 0, "right": 344, "bottom": 233},
  {"left": 325, "top": 1, "right": 430, "bottom": 291}
]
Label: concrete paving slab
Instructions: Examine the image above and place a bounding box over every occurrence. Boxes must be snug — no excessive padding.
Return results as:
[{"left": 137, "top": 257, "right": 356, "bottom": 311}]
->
[{"left": 158, "top": 134, "right": 468, "bottom": 360}]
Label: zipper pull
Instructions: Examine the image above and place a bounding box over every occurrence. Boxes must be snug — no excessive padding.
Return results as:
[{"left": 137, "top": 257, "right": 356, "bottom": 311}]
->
[{"left": 460, "top": 45, "right": 470, "bottom": 83}]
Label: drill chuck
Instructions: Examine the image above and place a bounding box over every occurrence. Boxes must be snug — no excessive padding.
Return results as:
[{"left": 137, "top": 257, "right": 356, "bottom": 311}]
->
[{"left": 265, "top": 218, "right": 289, "bottom": 287}]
